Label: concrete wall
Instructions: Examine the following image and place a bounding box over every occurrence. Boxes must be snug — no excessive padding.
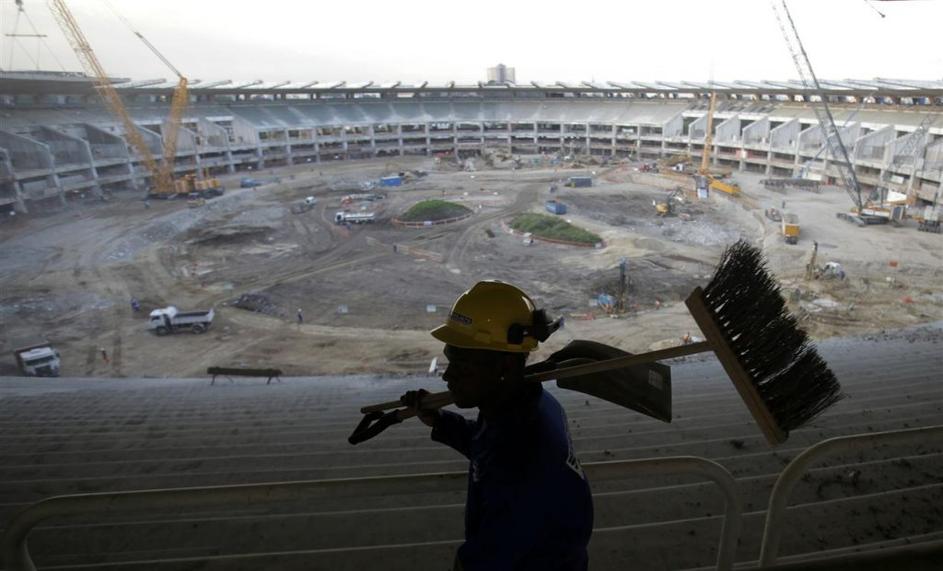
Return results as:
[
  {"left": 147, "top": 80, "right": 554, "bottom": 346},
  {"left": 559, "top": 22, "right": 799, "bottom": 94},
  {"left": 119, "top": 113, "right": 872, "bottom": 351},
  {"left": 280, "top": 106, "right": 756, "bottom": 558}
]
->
[{"left": 2, "top": 100, "right": 942, "bottom": 210}]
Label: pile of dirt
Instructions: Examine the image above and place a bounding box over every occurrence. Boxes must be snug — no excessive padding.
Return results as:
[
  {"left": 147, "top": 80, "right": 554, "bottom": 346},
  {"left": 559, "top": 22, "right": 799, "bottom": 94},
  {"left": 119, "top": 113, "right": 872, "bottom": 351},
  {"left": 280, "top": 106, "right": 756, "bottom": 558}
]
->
[
  {"left": 185, "top": 225, "right": 273, "bottom": 245},
  {"left": 229, "top": 292, "right": 283, "bottom": 317}
]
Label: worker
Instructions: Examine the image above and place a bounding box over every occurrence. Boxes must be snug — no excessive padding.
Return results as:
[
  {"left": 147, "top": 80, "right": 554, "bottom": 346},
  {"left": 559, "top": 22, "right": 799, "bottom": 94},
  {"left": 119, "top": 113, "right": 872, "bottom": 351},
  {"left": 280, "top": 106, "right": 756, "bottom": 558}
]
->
[
  {"left": 297, "top": 308, "right": 304, "bottom": 325},
  {"left": 402, "top": 281, "right": 593, "bottom": 571},
  {"left": 130, "top": 298, "right": 141, "bottom": 312}
]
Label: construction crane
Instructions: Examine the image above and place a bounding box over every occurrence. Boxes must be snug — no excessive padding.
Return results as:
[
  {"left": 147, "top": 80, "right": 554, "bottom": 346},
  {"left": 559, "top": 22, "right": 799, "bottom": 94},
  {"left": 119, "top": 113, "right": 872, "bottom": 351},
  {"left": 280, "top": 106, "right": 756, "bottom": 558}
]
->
[
  {"left": 699, "top": 92, "right": 718, "bottom": 176},
  {"left": 47, "top": 0, "right": 187, "bottom": 197},
  {"left": 694, "top": 92, "right": 741, "bottom": 197},
  {"left": 771, "top": 0, "right": 898, "bottom": 225},
  {"left": 103, "top": 0, "right": 189, "bottom": 195},
  {"left": 882, "top": 113, "right": 936, "bottom": 204}
]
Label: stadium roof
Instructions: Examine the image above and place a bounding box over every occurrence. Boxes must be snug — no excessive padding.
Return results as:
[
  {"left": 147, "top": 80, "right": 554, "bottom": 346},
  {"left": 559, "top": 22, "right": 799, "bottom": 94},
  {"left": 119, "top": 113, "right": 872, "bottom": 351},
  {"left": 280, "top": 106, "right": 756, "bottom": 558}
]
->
[{"left": 1, "top": 70, "right": 941, "bottom": 100}]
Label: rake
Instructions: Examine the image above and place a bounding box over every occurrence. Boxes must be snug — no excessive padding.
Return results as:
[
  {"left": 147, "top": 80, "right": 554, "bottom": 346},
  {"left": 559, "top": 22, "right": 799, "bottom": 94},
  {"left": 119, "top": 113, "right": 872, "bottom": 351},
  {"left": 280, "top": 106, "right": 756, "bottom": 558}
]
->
[{"left": 350, "top": 240, "right": 842, "bottom": 446}]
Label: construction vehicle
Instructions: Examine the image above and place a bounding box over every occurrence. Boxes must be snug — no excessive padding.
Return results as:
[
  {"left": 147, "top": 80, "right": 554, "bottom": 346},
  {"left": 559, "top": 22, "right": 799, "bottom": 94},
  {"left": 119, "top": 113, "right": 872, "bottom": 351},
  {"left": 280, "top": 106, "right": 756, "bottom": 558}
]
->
[
  {"left": 565, "top": 176, "right": 593, "bottom": 188},
  {"left": 291, "top": 196, "right": 318, "bottom": 214},
  {"left": 695, "top": 92, "right": 742, "bottom": 198},
  {"left": 772, "top": 1, "right": 884, "bottom": 226},
  {"left": 654, "top": 188, "right": 685, "bottom": 216},
  {"left": 49, "top": 0, "right": 189, "bottom": 199},
  {"left": 176, "top": 174, "right": 224, "bottom": 198},
  {"left": 545, "top": 200, "right": 567, "bottom": 215},
  {"left": 914, "top": 204, "right": 941, "bottom": 233},
  {"left": 781, "top": 213, "right": 800, "bottom": 244},
  {"left": 335, "top": 211, "right": 375, "bottom": 224},
  {"left": 147, "top": 306, "right": 214, "bottom": 336},
  {"left": 13, "top": 341, "right": 61, "bottom": 377}
]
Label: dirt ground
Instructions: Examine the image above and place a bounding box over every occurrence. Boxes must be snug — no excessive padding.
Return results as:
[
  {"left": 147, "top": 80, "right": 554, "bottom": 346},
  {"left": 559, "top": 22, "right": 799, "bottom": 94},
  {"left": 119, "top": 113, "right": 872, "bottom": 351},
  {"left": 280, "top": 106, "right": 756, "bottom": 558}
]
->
[{"left": 1, "top": 157, "right": 941, "bottom": 378}]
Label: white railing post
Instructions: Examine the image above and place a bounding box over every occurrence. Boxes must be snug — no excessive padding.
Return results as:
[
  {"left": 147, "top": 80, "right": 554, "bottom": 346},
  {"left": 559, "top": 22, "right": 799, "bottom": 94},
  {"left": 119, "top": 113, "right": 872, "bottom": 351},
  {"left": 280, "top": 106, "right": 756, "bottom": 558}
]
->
[
  {"left": 759, "top": 425, "right": 943, "bottom": 566},
  {"left": 585, "top": 456, "right": 742, "bottom": 571}
]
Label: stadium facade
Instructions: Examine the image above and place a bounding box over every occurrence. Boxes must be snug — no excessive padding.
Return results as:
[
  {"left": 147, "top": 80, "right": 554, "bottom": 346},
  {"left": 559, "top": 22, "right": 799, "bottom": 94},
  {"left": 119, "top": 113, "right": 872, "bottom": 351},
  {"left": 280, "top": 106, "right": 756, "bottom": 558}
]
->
[{"left": 1, "top": 71, "right": 941, "bottom": 214}]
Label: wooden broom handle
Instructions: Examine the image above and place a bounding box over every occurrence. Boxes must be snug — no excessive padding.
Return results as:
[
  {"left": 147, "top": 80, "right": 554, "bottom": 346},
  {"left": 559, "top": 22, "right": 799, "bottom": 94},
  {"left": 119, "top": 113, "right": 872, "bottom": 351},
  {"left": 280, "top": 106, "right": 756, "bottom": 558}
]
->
[{"left": 360, "top": 341, "right": 712, "bottom": 414}]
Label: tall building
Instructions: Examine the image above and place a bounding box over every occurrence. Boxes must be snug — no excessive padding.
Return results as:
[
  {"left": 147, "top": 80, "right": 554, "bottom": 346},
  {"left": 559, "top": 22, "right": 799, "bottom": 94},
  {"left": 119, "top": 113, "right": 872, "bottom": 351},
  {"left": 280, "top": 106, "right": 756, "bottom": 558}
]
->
[{"left": 486, "top": 63, "right": 515, "bottom": 85}]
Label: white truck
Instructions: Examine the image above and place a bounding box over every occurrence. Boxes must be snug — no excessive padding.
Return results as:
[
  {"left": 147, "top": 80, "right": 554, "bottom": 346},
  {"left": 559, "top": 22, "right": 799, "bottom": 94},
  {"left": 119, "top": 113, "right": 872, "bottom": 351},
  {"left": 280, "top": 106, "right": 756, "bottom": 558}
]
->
[
  {"left": 14, "top": 342, "right": 61, "bottom": 377},
  {"left": 148, "top": 306, "right": 214, "bottom": 336},
  {"left": 334, "top": 211, "right": 375, "bottom": 224}
]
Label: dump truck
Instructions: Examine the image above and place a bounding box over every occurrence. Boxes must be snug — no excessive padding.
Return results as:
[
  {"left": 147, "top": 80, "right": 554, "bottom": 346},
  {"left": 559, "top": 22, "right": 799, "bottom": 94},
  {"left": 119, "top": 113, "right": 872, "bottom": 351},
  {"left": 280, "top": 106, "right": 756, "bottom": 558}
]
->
[
  {"left": 545, "top": 200, "right": 567, "bottom": 215},
  {"left": 915, "top": 205, "right": 941, "bottom": 233},
  {"left": 13, "top": 341, "right": 60, "bottom": 377},
  {"left": 148, "top": 306, "right": 214, "bottom": 336},
  {"left": 782, "top": 213, "right": 800, "bottom": 244}
]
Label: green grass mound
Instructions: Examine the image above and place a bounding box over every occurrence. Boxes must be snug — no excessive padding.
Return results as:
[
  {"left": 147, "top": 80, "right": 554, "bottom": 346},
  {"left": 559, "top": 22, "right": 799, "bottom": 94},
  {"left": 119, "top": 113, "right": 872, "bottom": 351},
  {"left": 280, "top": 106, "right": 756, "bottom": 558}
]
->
[
  {"left": 400, "top": 200, "right": 472, "bottom": 222},
  {"left": 511, "top": 213, "right": 601, "bottom": 245}
]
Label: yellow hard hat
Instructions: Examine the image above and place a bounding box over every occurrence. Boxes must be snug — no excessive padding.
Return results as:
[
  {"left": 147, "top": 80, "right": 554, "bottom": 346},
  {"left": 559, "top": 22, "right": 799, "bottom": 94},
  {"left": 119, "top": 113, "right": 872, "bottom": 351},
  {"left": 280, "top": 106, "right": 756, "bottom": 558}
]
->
[{"left": 431, "top": 281, "right": 540, "bottom": 353}]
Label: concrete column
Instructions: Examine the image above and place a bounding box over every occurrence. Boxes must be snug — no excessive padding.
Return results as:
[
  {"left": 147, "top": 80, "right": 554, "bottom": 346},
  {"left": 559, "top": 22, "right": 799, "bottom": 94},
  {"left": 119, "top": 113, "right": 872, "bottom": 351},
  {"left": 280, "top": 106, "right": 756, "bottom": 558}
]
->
[
  {"left": 424, "top": 123, "right": 431, "bottom": 157},
  {"left": 397, "top": 124, "right": 405, "bottom": 157},
  {"left": 284, "top": 128, "right": 294, "bottom": 165},
  {"left": 55, "top": 128, "right": 102, "bottom": 198}
]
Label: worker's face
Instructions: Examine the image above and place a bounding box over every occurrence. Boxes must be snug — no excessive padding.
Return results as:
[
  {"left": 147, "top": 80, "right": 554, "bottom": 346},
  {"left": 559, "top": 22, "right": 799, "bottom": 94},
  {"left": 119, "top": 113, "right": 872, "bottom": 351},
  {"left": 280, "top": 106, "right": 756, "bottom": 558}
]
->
[{"left": 441, "top": 345, "right": 507, "bottom": 408}]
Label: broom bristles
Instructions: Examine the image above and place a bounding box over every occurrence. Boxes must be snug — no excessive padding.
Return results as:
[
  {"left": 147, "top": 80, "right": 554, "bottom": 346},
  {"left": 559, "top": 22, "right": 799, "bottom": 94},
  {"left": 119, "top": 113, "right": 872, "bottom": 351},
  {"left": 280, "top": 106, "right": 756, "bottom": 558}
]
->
[{"left": 703, "top": 240, "right": 843, "bottom": 432}]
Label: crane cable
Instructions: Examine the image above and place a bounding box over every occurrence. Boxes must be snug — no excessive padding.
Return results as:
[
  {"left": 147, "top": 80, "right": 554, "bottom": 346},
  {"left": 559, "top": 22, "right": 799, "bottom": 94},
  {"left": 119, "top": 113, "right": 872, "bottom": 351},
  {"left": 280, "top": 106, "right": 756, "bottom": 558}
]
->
[{"left": 101, "top": 0, "right": 184, "bottom": 79}]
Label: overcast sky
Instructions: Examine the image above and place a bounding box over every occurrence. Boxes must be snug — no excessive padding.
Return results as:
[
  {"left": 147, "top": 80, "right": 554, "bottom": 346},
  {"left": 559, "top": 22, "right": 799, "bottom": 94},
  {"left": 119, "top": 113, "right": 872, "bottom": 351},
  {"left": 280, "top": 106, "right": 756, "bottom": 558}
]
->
[{"left": 2, "top": 0, "right": 941, "bottom": 84}]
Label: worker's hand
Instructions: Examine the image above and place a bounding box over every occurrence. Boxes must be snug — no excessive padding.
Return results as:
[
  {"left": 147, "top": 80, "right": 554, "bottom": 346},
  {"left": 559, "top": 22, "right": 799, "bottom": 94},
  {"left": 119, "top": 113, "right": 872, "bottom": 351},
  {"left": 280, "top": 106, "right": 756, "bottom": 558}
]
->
[{"left": 400, "top": 389, "right": 440, "bottom": 428}]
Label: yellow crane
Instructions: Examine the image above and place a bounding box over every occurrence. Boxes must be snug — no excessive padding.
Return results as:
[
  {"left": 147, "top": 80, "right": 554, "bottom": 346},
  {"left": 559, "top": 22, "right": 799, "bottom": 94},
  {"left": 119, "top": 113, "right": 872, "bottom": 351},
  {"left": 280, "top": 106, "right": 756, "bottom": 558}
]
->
[
  {"left": 696, "top": 91, "right": 741, "bottom": 197},
  {"left": 699, "top": 92, "right": 718, "bottom": 176},
  {"left": 48, "top": 0, "right": 188, "bottom": 197}
]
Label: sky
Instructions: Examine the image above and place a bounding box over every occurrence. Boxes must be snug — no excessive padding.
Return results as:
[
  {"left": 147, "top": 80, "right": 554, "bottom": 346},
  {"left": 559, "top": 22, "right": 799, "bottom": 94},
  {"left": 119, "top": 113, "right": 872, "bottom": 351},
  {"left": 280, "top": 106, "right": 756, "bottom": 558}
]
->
[{"left": 1, "top": 0, "right": 941, "bottom": 85}]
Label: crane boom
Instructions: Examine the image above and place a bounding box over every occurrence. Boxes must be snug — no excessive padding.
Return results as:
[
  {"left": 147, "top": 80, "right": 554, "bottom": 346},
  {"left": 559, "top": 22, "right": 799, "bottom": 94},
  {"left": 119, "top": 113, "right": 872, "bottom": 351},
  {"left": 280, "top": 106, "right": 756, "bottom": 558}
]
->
[
  {"left": 162, "top": 76, "right": 189, "bottom": 185},
  {"left": 699, "top": 92, "right": 717, "bottom": 175},
  {"left": 772, "top": 0, "right": 863, "bottom": 211},
  {"left": 47, "top": 0, "right": 174, "bottom": 195}
]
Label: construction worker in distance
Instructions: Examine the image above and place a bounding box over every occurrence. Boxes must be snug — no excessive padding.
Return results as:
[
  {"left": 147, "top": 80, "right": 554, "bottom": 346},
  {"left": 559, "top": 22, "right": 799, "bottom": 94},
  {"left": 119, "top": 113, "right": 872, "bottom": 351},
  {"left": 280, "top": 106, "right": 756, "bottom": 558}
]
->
[{"left": 401, "top": 280, "right": 593, "bottom": 571}]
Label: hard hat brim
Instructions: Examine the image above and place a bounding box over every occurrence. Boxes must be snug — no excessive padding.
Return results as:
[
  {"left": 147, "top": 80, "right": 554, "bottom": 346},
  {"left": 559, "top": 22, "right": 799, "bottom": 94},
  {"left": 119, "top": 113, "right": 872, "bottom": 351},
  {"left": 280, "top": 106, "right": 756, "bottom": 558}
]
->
[
  {"left": 430, "top": 324, "right": 532, "bottom": 353},
  {"left": 430, "top": 324, "right": 477, "bottom": 350}
]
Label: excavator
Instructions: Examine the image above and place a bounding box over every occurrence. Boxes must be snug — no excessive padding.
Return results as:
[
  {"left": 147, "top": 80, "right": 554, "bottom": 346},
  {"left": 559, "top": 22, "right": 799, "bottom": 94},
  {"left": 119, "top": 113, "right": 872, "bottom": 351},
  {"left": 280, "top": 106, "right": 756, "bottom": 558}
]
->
[
  {"left": 654, "top": 187, "right": 685, "bottom": 216},
  {"left": 48, "top": 0, "right": 198, "bottom": 199}
]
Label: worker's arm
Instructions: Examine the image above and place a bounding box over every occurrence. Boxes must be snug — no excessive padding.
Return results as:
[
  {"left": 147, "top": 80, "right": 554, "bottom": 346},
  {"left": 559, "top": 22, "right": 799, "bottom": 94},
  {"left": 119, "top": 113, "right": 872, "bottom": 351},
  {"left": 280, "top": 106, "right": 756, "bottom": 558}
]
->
[
  {"left": 401, "top": 390, "right": 476, "bottom": 458},
  {"left": 430, "top": 410, "right": 476, "bottom": 458}
]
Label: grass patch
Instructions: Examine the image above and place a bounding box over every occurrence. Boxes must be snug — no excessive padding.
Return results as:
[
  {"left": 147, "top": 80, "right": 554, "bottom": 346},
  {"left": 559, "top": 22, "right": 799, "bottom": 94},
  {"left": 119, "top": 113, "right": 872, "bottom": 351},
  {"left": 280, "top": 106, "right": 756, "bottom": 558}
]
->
[
  {"left": 400, "top": 200, "right": 472, "bottom": 222},
  {"left": 510, "top": 213, "right": 601, "bottom": 245}
]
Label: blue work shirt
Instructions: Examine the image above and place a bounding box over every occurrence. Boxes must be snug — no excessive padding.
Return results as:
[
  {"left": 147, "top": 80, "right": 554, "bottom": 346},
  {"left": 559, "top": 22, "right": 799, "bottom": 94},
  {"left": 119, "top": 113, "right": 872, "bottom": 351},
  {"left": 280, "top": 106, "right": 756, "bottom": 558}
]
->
[{"left": 431, "top": 385, "right": 593, "bottom": 571}]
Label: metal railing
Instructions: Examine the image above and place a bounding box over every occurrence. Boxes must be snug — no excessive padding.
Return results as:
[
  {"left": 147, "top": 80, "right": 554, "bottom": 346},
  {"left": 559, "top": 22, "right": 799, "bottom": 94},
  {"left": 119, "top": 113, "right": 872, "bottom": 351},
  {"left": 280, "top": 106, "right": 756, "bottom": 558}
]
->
[
  {"left": 759, "top": 424, "right": 943, "bottom": 566},
  {"left": 0, "top": 456, "right": 742, "bottom": 571}
]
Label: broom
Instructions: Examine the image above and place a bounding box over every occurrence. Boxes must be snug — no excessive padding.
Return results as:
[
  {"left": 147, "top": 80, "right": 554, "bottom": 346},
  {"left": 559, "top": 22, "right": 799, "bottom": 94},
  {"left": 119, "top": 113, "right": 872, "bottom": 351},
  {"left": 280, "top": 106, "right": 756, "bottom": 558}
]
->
[{"left": 352, "top": 240, "right": 842, "bottom": 446}]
